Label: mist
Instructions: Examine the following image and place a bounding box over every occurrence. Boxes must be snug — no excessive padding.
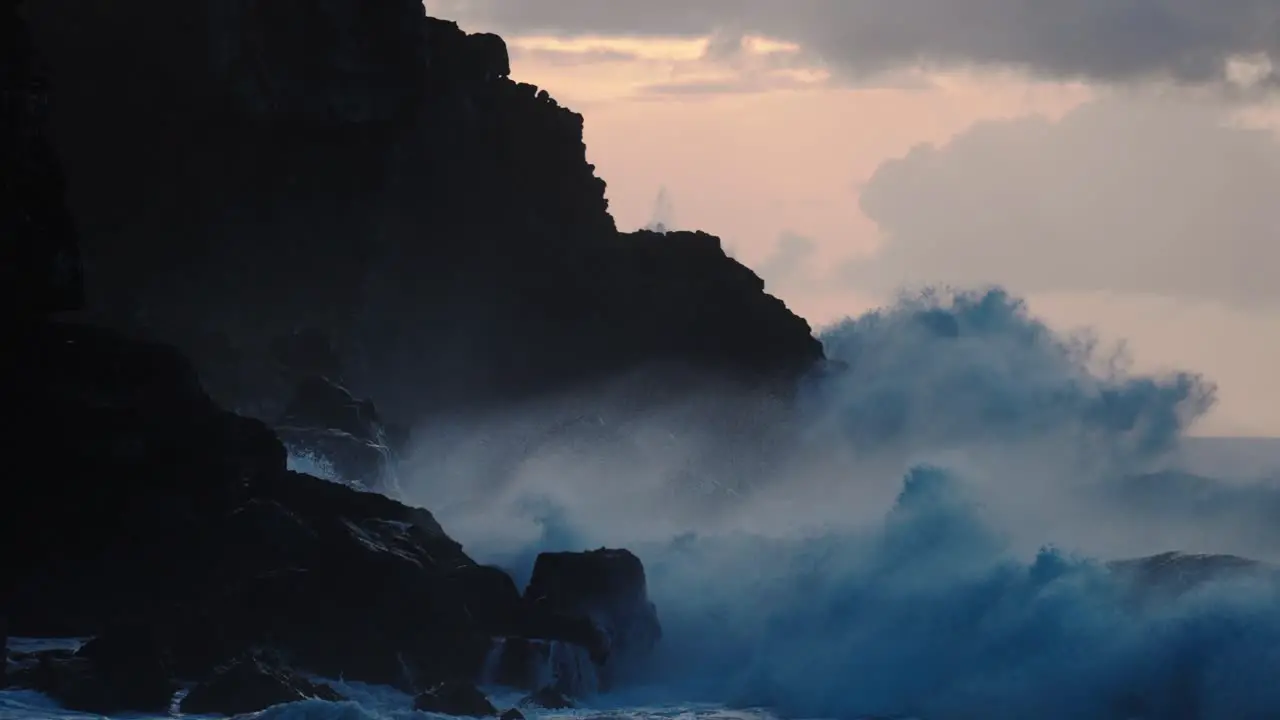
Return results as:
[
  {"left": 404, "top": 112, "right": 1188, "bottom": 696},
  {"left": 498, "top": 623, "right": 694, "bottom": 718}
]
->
[{"left": 388, "top": 286, "right": 1280, "bottom": 719}]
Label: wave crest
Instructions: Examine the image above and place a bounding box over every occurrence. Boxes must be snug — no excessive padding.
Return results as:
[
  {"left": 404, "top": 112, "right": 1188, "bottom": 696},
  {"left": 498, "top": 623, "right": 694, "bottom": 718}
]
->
[{"left": 398, "top": 286, "right": 1277, "bottom": 720}]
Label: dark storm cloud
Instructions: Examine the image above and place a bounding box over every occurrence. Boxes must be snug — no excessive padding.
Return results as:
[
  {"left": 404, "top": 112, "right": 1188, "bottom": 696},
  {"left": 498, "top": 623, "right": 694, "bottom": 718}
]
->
[{"left": 430, "top": 0, "right": 1279, "bottom": 86}]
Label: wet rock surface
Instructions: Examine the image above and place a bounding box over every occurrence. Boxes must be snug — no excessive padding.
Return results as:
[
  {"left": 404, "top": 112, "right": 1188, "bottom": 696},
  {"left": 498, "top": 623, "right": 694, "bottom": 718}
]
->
[
  {"left": 179, "top": 656, "right": 343, "bottom": 716},
  {"left": 275, "top": 374, "right": 397, "bottom": 490},
  {"left": 520, "top": 686, "right": 575, "bottom": 710},
  {"left": 413, "top": 679, "right": 497, "bottom": 717},
  {"left": 5, "top": 631, "right": 176, "bottom": 715},
  {"left": 2, "top": 320, "right": 650, "bottom": 703}
]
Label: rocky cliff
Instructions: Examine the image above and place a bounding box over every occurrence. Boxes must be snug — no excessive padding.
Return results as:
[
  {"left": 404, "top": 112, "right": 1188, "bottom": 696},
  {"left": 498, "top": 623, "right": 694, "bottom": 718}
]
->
[
  {"left": 1, "top": 0, "right": 82, "bottom": 315},
  {"left": 19, "top": 0, "right": 823, "bottom": 424},
  {"left": 3, "top": 1, "right": 661, "bottom": 711}
]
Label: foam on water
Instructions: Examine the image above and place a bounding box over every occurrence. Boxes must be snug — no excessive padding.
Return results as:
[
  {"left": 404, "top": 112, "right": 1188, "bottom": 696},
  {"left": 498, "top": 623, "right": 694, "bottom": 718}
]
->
[
  {"left": 286, "top": 450, "right": 343, "bottom": 484},
  {"left": 398, "top": 288, "right": 1280, "bottom": 720},
  {"left": 9, "top": 288, "right": 1280, "bottom": 719}
]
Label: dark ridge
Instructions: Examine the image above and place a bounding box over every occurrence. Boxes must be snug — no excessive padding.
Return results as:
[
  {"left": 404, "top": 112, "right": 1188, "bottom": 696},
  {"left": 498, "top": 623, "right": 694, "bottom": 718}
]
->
[
  {"left": 0, "top": 0, "right": 82, "bottom": 316},
  {"left": 2, "top": 1, "right": 661, "bottom": 707},
  {"left": 19, "top": 0, "right": 823, "bottom": 425}
]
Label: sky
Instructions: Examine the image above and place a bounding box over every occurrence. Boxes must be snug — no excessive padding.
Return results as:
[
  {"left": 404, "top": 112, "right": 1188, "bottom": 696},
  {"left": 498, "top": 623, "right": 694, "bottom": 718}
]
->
[{"left": 428, "top": 1, "right": 1280, "bottom": 437}]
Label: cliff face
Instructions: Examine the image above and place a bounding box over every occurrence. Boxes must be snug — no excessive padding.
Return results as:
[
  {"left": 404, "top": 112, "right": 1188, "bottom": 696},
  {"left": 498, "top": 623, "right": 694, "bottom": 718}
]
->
[
  {"left": 2, "top": 3, "right": 662, "bottom": 698},
  {"left": 21, "top": 0, "right": 822, "bottom": 423},
  {"left": 0, "top": 0, "right": 82, "bottom": 316}
]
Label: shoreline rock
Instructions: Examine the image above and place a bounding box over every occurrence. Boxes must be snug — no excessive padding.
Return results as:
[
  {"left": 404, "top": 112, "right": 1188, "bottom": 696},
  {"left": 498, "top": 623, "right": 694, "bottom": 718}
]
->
[
  {"left": 179, "top": 656, "right": 344, "bottom": 716},
  {"left": 3, "top": 318, "right": 663, "bottom": 708}
]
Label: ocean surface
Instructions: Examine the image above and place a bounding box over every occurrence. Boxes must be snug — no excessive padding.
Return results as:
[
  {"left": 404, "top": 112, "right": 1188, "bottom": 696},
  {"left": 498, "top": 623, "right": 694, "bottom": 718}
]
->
[
  {"left": 0, "top": 676, "right": 809, "bottom": 720},
  {"left": 11, "top": 288, "right": 1280, "bottom": 720}
]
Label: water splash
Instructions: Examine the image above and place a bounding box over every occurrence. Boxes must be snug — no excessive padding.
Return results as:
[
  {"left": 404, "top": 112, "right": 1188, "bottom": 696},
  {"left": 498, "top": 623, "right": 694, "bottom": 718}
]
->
[{"left": 398, "top": 286, "right": 1279, "bottom": 719}]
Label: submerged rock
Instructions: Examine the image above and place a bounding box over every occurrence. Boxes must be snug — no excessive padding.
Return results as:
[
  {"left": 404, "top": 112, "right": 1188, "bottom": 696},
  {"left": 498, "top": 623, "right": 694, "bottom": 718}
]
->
[
  {"left": 6, "top": 628, "right": 176, "bottom": 715},
  {"left": 519, "top": 686, "right": 574, "bottom": 710},
  {"left": 180, "top": 656, "right": 343, "bottom": 716},
  {"left": 413, "top": 679, "right": 497, "bottom": 716}
]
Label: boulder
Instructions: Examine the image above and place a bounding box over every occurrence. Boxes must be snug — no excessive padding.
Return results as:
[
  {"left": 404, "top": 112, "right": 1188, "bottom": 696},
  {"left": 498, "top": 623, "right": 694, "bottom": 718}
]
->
[
  {"left": 465, "top": 32, "right": 510, "bottom": 80},
  {"left": 2, "top": 322, "right": 606, "bottom": 695},
  {"left": 520, "top": 686, "right": 574, "bottom": 710},
  {"left": 180, "top": 656, "right": 343, "bottom": 716},
  {"left": 413, "top": 679, "right": 497, "bottom": 717},
  {"left": 496, "top": 549, "right": 662, "bottom": 693},
  {"left": 5, "top": 629, "right": 176, "bottom": 715},
  {"left": 3, "top": 0, "right": 651, "bottom": 708},
  {"left": 275, "top": 374, "right": 397, "bottom": 490},
  {"left": 525, "top": 549, "right": 662, "bottom": 660}
]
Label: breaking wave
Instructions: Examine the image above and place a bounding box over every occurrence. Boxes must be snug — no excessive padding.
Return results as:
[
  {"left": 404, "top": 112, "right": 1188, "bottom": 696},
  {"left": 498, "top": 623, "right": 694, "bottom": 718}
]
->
[{"left": 401, "top": 288, "right": 1280, "bottom": 720}]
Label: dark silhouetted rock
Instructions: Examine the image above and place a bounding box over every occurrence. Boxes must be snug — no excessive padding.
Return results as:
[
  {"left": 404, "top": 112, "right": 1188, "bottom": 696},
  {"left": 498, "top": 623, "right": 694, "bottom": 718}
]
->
[
  {"left": 520, "top": 686, "right": 574, "bottom": 710},
  {"left": 275, "top": 374, "right": 396, "bottom": 489},
  {"left": 526, "top": 549, "right": 662, "bottom": 658},
  {"left": 1, "top": 0, "right": 83, "bottom": 316},
  {"left": 465, "top": 32, "right": 511, "bottom": 80},
  {"left": 2, "top": 321, "right": 613, "bottom": 694},
  {"left": 6, "top": 628, "right": 176, "bottom": 715},
  {"left": 19, "top": 0, "right": 823, "bottom": 427},
  {"left": 500, "top": 549, "right": 661, "bottom": 692},
  {"left": 500, "top": 708, "right": 525, "bottom": 720},
  {"left": 180, "top": 656, "right": 343, "bottom": 716},
  {"left": 414, "top": 679, "right": 497, "bottom": 717},
  {"left": 3, "top": 0, "right": 658, "bottom": 708}
]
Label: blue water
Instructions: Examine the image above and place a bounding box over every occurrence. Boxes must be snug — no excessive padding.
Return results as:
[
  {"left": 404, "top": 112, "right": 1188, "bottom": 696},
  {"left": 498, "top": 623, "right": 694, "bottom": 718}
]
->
[{"left": 9, "top": 288, "right": 1280, "bottom": 719}]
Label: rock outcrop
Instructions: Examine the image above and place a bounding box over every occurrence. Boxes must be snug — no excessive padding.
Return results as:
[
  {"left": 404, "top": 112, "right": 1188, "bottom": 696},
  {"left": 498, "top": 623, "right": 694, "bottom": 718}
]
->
[
  {"left": 413, "top": 679, "right": 498, "bottom": 717},
  {"left": 276, "top": 374, "right": 397, "bottom": 490},
  {"left": 494, "top": 548, "right": 662, "bottom": 694},
  {"left": 0, "top": 0, "right": 741, "bottom": 714},
  {"left": 0, "top": 216, "right": 640, "bottom": 707},
  {"left": 0, "top": 0, "right": 83, "bottom": 316},
  {"left": 19, "top": 0, "right": 824, "bottom": 426},
  {"left": 3, "top": 319, "right": 664, "bottom": 707},
  {"left": 519, "top": 686, "right": 575, "bottom": 710},
  {"left": 527, "top": 549, "right": 662, "bottom": 683},
  {"left": 179, "top": 656, "right": 344, "bottom": 716},
  {"left": 5, "top": 630, "right": 176, "bottom": 715}
]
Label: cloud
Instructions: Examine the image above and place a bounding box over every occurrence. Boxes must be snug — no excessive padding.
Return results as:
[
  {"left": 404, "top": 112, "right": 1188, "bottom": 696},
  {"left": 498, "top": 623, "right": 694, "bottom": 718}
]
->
[
  {"left": 634, "top": 73, "right": 825, "bottom": 99},
  {"left": 432, "top": 0, "right": 1280, "bottom": 87},
  {"left": 844, "top": 93, "right": 1280, "bottom": 307},
  {"left": 756, "top": 232, "right": 819, "bottom": 293},
  {"left": 509, "top": 46, "right": 645, "bottom": 67}
]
